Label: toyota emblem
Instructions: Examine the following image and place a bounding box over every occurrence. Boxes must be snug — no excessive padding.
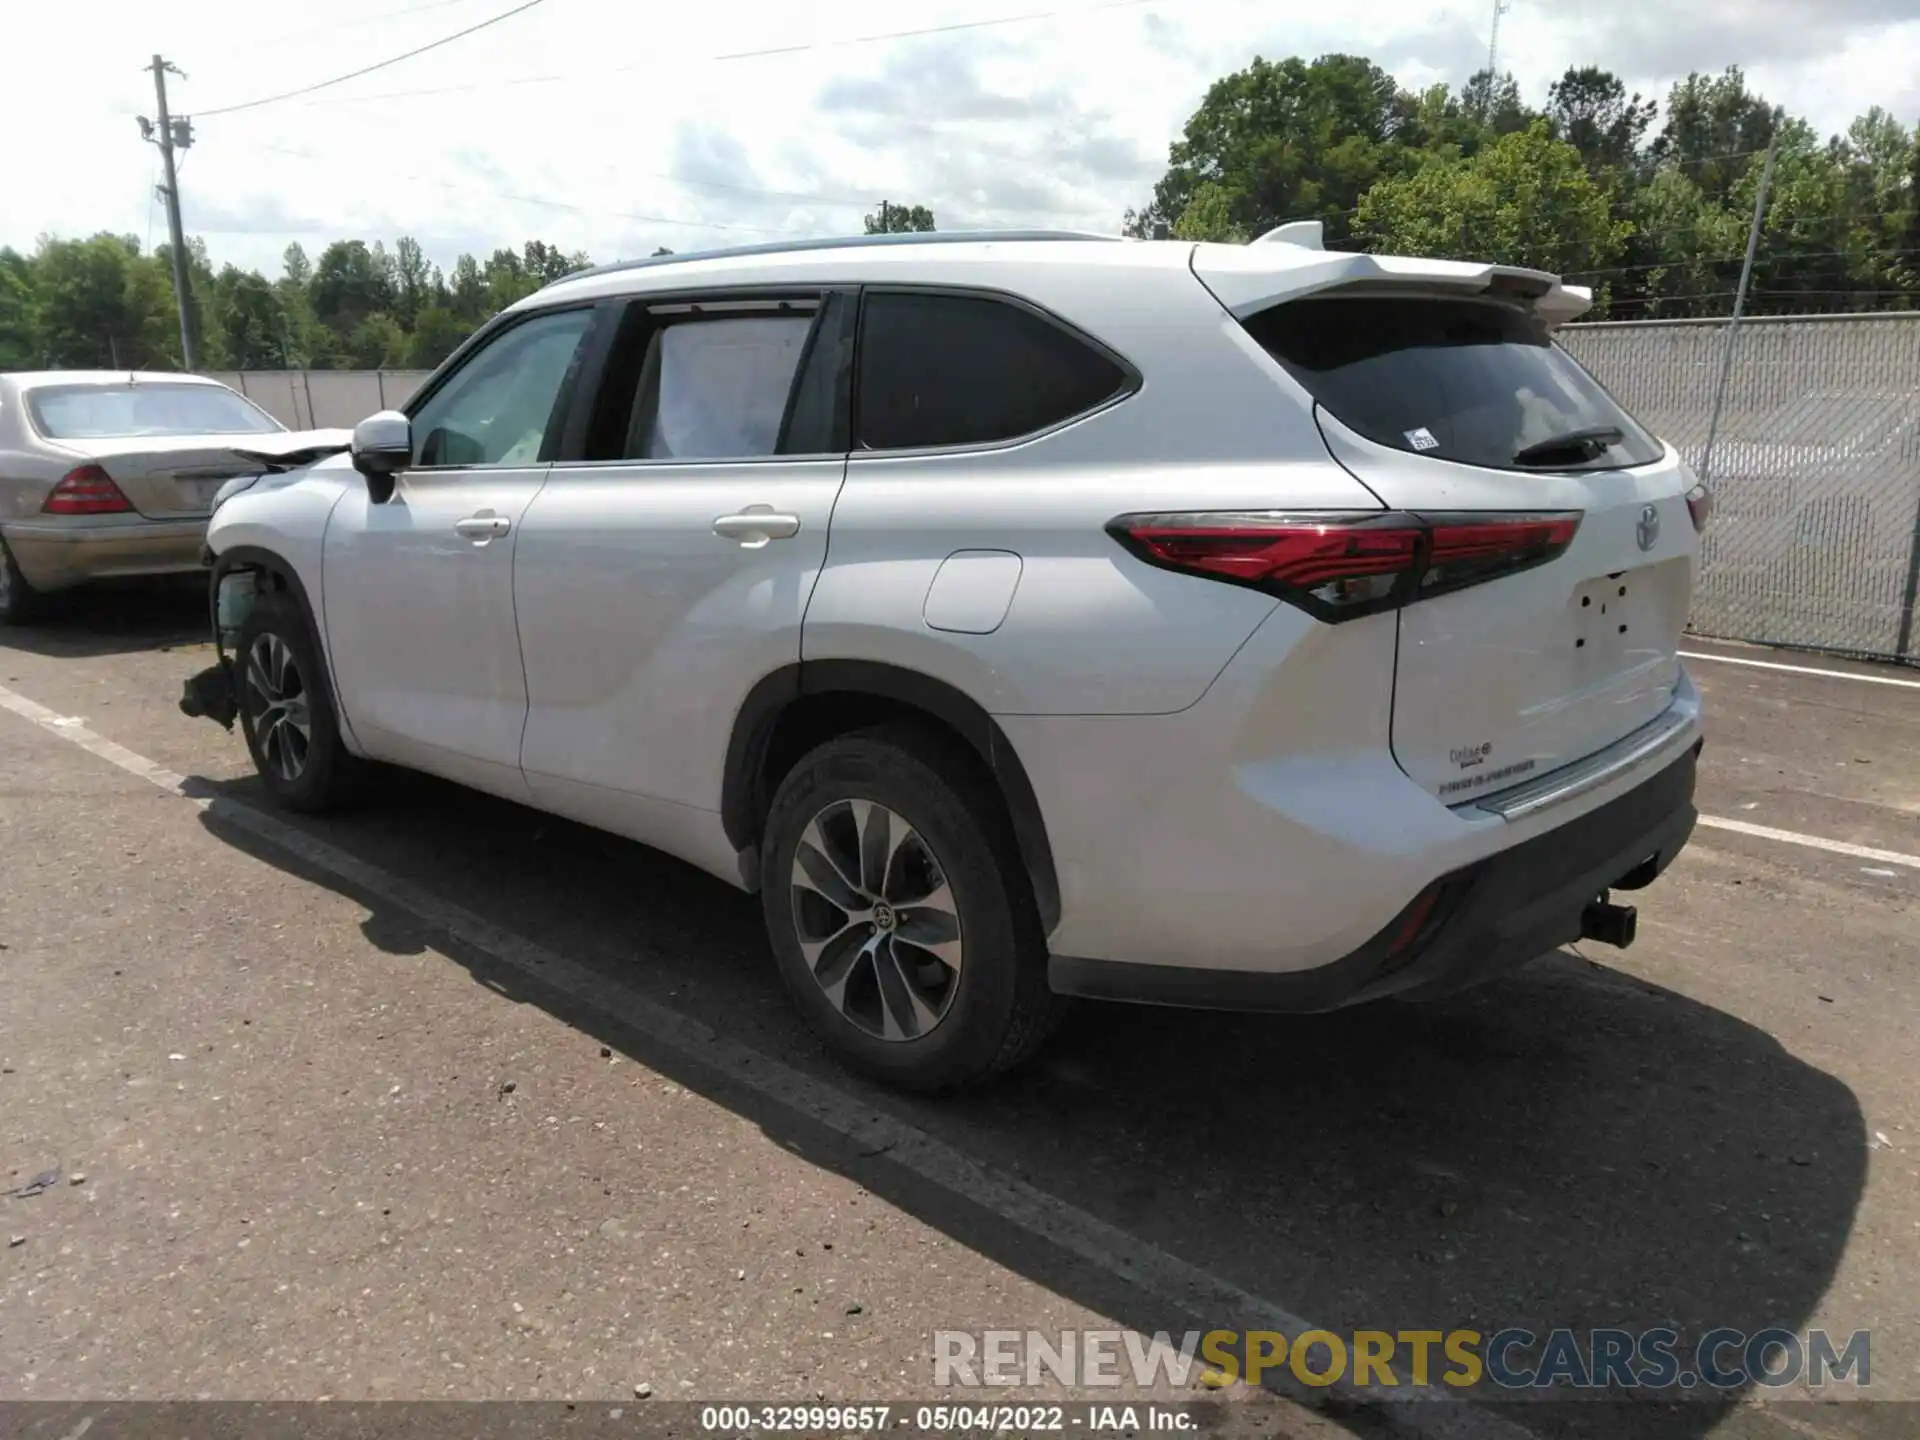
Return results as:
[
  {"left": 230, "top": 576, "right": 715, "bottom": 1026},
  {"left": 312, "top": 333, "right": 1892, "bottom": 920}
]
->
[{"left": 1635, "top": 504, "right": 1660, "bottom": 552}]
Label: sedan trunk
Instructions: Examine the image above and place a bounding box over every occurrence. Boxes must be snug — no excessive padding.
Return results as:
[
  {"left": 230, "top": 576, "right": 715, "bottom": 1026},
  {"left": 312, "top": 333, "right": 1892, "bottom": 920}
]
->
[{"left": 65, "top": 430, "right": 352, "bottom": 519}]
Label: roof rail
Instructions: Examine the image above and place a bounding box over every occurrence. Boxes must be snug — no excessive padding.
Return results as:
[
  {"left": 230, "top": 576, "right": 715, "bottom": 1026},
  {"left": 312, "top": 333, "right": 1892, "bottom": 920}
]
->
[{"left": 540, "top": 229, "right": 1122, "bottom": 290}]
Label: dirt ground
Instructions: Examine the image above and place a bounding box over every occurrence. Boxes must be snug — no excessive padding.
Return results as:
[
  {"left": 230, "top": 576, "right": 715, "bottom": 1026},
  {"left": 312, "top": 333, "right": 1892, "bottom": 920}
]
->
[{"left": 1, "top": 583, "right": 1915, "bottom": 1440}]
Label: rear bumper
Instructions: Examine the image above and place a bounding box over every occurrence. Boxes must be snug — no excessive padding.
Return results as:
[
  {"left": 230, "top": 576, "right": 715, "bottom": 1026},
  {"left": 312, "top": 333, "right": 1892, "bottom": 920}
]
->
[
  {"left": 1, "top": 516, "right": 208, "bottom": 592},
  {"left": 1050, "top": 740, "right": 1699, "bottom": 1011}
]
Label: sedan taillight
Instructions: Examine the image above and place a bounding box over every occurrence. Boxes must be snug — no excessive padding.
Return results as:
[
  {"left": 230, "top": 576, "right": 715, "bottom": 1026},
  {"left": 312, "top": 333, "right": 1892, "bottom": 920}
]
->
[
  {"left": 1107, "top": 510, "right": 1582, "bottom": 622},
  {"left": 43, "top": 465, "right": 133, "bottom": 515}
]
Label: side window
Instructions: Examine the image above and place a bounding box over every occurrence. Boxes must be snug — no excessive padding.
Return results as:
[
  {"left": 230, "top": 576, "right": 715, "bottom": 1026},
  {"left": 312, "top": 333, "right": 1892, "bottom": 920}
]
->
[
  {"left": 410, "top": 307, "right": 594, "bottom": 468},
  {"left": 622, "top": 313, "right": 816, "bottom": 460},
  {"left": 854, "top": 291, "right": 1130, "bottom": 452}
]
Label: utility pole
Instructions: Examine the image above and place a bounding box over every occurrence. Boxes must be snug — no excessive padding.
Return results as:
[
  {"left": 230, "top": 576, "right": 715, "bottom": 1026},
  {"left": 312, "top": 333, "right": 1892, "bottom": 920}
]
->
[
  {"left": 139, "top": 55, "right": 197, "bottom": 370},
  {"left": 1698, "top": 136, "right": 1778, "bottom": 490},
  {"left": 1483, "top": 0, "right": 1510, "bottom": 117}
]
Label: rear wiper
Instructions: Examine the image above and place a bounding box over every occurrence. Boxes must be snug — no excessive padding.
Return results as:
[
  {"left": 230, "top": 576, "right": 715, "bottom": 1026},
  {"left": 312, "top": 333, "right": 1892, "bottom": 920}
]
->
[{"left": 1511, "top": 425, "right": 1623, "bottom": 466}]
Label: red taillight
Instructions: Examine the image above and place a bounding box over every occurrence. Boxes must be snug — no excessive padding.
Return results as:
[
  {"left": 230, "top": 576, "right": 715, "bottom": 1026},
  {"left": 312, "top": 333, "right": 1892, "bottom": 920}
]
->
[
  {"left": 43, "top": 465, "right": 132, "bottom": 515},
  {"left": 1108, "top": 510, "right": 1582, "bottom": 622},
  {"left": 1685, "top": 482, "right": 1712, "bottom": 533},
  {"left": 1421, "top": 514, "right": 1584, "bottom": 597}
]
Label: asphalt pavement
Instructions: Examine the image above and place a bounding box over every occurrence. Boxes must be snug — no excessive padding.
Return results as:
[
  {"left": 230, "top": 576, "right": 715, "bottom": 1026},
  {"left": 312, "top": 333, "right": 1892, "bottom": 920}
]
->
[{"left": 1, "top": 584, "right": 1915, "bottom": 1440}]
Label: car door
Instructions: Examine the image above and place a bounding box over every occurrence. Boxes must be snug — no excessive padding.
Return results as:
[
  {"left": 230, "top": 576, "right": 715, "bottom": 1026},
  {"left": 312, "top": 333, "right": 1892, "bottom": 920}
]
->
[
  {"left": 512, "top": 288, "right": 853, "bottom": 857},
  {"left": 323, "top": 303, "right": 600, "bottom": 799}
]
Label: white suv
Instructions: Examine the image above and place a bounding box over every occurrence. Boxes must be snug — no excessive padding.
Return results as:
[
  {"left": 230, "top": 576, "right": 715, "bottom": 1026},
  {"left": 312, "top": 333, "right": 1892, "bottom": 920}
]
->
[{"left": 180, "top": 229, "right": 1706, "bottom": 1092}]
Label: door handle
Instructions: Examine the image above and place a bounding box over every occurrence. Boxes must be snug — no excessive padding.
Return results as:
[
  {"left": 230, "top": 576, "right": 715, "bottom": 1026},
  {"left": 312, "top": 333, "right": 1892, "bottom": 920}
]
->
[
  {"left": 454, "top": 512, "right": 511, "bottom": 542},
  {"left": 712, "top": 505, "right": 801, "bottom": 546}
]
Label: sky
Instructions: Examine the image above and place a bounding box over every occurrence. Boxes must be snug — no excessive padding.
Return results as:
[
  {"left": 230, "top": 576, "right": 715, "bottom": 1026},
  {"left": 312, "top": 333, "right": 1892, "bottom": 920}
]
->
[{"left": 2, "top": 0, "right": 1918, "bottom": 280}]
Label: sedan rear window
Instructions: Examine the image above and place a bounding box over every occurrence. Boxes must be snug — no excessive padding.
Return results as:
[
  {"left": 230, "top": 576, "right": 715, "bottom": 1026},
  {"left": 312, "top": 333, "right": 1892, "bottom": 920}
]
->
[
  {"left": 27, "top": 383, "right": 283, "bottom": 440},
  {"left": 1244, "top": 295, "right": 1662, "bottom": 472}
]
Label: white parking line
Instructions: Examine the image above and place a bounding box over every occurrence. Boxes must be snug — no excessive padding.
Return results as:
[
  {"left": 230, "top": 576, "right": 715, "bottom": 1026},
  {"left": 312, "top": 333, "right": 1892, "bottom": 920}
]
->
[
  {"left": 0, "top": 680, "right": 1521, "bottom": 1440},
  {"left": 1697, "top": 815, "right": 1920, "bottom": 871},
  {"left": 1679, "top": 650, "right": 1920, "bottom": 690}
]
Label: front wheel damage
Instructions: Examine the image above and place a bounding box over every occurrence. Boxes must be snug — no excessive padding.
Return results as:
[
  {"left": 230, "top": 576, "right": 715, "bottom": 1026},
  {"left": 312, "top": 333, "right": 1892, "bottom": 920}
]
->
[
  {"left": 179, "top": 660, "right": 237, "bottom": 730},
  {"left": 178, "top": 562, "right": 258, "bottom": 732}
]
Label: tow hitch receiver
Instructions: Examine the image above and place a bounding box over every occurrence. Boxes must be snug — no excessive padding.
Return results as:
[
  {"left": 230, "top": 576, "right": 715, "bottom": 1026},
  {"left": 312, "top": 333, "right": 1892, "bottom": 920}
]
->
[
  {"left": 1580, "top": 891, "right": 1638, "bottom": 949},
  {"left": 180, "top": 660, "right": 237, "bottom": 731}
]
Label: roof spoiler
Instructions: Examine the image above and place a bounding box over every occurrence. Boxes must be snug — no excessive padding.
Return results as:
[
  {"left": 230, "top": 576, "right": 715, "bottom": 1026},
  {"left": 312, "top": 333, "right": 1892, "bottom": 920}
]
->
[
  {"left": 1253, "top": 220, "right": 1325, "bottom": 250},
  {"left": 1192, "top": 243, "right": 1595, "bottom": 331}
]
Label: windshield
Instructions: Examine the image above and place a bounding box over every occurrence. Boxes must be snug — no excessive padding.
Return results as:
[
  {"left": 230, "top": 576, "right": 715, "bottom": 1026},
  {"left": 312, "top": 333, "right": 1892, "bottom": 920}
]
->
[
  {"left": 1244, "top": 294, "right": 1663, "bottom": 472},
  {"left": 26, "top": 383, "right": 284, "bottom": 440}
]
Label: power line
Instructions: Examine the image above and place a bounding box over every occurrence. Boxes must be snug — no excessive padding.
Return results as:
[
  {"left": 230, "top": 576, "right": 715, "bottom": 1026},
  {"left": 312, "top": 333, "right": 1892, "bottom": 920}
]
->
[
  {"left": 249, "top": 137, "right": 1091, "bottom": 223},
  {"left": 245, "top": 0, "right": 1155, "bottom": 109},
  {"left": 256, "top": 142, "right": 803, "bottom": 235},
  {"left": 195, "top": 0, "right": 550, "bottom": 118},
  {"left": 240, "top": 0, "right": 489, "bottom": 52},
  {"left": 708, "top": 0, "right": 1154, "bottom": 60},
  {"left": 1566, "top": 246, "right": 1920, "bottom": 281}
]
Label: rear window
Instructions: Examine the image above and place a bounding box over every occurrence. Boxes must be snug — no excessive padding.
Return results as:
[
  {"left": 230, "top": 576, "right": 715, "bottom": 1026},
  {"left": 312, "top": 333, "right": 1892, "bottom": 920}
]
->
[
  {"left": 27, "top": 383, "right": 282, "bottom": 440},
  {"left": 1244, "top": 295, "right": 1662, "bottom": 472},
  {"left": 855, "top": 290, "right": 1130, "bottom": 451}
]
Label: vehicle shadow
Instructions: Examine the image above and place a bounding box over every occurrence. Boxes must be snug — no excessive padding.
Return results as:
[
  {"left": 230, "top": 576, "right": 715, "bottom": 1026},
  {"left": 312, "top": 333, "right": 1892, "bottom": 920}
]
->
[
  {"left": 2, "top": 579, "right": 207, "bottom": 658},
  {"left": 188, "top": 767, "right": 1870, "bottom": 1440}
]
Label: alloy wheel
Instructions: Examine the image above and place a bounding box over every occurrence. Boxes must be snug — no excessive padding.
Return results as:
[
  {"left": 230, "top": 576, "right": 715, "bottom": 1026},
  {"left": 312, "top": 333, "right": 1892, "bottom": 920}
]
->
[
  {"left": 788, "top": 798, "right": 964, "bottom": 1042},
  {"left": 244, "top": 632, "right": 313, "bottom": 783}
]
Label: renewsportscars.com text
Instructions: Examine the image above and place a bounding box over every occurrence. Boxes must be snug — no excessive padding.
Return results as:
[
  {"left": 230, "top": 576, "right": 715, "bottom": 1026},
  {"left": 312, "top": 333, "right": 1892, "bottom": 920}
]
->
[{"left": 933, "top": 1327, "right": 1871, "bottom": 1393}]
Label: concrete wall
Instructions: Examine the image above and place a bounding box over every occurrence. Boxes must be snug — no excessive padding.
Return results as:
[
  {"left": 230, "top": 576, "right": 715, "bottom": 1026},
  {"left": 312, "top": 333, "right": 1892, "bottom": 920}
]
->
[{"left": 206, "top": 370, "right": 434, "bottom": 430}]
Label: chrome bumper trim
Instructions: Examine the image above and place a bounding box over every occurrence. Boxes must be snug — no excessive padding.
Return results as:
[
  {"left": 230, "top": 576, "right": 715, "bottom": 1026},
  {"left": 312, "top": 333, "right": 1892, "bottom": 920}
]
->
[{"left": 1465, "top": 704, "right": 1700, "bottom": 823}]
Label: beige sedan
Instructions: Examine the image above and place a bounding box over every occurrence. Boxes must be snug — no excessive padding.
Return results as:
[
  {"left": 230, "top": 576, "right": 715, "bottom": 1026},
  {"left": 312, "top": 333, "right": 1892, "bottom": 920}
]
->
[{"left": 0, "top": 371, "right": 308, "bottom": 623}]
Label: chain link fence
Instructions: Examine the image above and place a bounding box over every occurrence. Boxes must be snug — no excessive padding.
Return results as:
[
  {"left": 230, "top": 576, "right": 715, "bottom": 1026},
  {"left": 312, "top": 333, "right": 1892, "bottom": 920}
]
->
[
  {"left": 205, "top": 313, "right": 1920, "bottom": 665},
  {"left": 1561, "top": 312, "right": 1920, "bottom": 665}
]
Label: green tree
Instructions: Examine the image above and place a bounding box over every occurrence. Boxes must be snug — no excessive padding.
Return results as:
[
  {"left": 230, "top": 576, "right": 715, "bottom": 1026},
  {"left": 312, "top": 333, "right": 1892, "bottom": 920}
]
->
[
  {"left": 1652, "top": 67, "right": 1782, "bottom": 204},
  {"left": 1547, "top": 67, "right": 1657, "bottom": 176},
  {"left": 1613, "top": 167, "right": 1745, "bottom": 317},
  {"left": 406, "top": 306, "right": 471, "bottom": 368},
  {"left": 521, "top": 239, "right": 589, "bottom": 285},
  {"left": 216, "top": 267, "right": 289, "bottom": 369},
  {"left": 1171, "top": 182, "right": 1248, "bottom": 242},
  {"left": 863, "top": 201, "right": 936, "bottom": 233},
  {"left": 310, "top": 240, "right": 397, "bottom": 333},
  {"left": 273, "top": 243, "right": 320, "bottom": 367},
  {"left": 392, "top": 236, "right": 435, "bottom": 329},
  {"left": 1900, "top": 129, "right": 1920, "bottom": 294},
  {"left": 1459, "top": 69, "right": 1535, "bottom": 138},
  {"left": 0, "top": 247, "right": 37, "bottom": 368},
  {"left": 447, "top": 253, "right": 490, "bottom": 324},
  {"left": 1127, "top": 54, "right": 1414, "bottom": 245},
  {"left": 1358, "top": 121, "right": 1630, "bottom": 273},
  {"left": 481, "top": 247, "right": 538, "bottom": 311},
  {"left": 342, "top": 313, "right": 408, "bottom": 369},
  {"left": 31, "top": 233, "right": 174, "bottom": 368}
]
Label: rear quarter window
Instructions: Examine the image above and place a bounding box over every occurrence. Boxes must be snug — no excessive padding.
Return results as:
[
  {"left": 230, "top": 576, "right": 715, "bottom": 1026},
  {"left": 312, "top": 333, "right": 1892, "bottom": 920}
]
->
[
  {"left": 854, "top": 290, "right": 1131, "bottom": 451},
  {"left": 1244, "top": 295, "right": 1663, "bottom": 472}
]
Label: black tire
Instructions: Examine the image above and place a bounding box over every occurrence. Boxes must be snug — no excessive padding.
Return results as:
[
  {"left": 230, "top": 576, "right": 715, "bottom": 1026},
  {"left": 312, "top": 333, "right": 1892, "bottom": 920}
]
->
[
  {"left": 760, "top": 723, "right": 1059, "bottom": 1093},
  {"left": 0, "top": 538, "right": 42, "bottom": 626},
  {"left": 234, "top": 589, "right": 364, "bottom": 813}
]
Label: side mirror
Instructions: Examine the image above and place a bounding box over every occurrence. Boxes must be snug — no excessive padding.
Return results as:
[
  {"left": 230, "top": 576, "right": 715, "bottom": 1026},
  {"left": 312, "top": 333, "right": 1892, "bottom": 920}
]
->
[{"left": 350, "top": 410, "right": 412, "bottom": 503}]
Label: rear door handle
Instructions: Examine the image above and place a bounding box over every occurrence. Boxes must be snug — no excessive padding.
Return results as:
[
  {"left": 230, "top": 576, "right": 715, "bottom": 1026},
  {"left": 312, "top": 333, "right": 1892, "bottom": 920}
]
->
[
  {"left": 455, "top": 512, "right": 511, "bottom": 542},
  {"left": 712, "top": 506, "right": 801, "bottom": 546}
]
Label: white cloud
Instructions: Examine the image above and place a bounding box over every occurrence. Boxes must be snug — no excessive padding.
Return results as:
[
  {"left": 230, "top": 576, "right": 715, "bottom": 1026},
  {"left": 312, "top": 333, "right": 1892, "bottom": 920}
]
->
[{"left": 2, "top": 0, "right": 1914, "bottom": 280}]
